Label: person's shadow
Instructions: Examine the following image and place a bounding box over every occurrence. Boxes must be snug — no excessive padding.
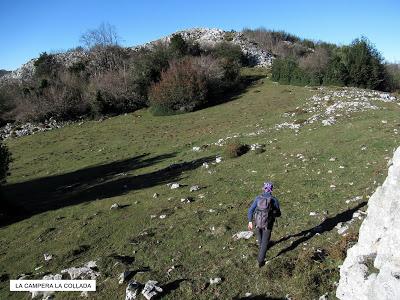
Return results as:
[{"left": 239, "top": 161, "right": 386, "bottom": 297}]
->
[{"left": 269, "top": 201, "right": 367, "bottom": 257}]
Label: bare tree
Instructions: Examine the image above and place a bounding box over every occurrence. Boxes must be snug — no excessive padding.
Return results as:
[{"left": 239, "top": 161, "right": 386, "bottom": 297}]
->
[
  {"left": 299, "top": 47, "right": 330, "bottom": 74},
  {"left": 80, "top": 23, "right": 126, "bottom": 75},
  {"left": 80, "top": 22, "right": 120, "bottom": 49}
]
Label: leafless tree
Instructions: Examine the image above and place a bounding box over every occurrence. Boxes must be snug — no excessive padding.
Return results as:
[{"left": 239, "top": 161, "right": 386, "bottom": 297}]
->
[
  {"left": 80, "top": 23, "right": 127, "bottom": 75},
  {"left": 299, "top": 47, "right": 330, "bottom": 74},
  {"left": 80, "top": 22, "right": 120, "bottom": 49}
]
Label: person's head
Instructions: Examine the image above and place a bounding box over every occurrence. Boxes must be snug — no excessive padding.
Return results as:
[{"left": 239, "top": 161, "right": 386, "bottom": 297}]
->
[{"left": 263, "top": 181, "right": 273, "bottom": 193}]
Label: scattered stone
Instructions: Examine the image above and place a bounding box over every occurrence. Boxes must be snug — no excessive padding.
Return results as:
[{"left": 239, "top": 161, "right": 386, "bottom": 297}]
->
[
  {"left": 44, "top": 253, "right": 53, "bottom": 261},
  {"left": 61, "top": 261, "right": 100, "bottom": 280},
  {"left": 202, "top": 162, "right": 209, "bottom": 169},
  {"left": 180, "top": 197, "right": 194, "bottom": 203},
  {"left": 381, "top": 120, "right": 388, "bottom": 124},
  {"left": 150, "top": 215, "right": 157, "bottom": 219},
  {"left": 159, "top": 215, "right": 166, "bottom": 219},
  {"left": 190, "top": 185, "right": 201, "bottom": 192},
  {"left": 141, "top": 280, "right": 163, "bottom": 300},
  {"left": 329, "top": 157, "right": 337, "bottom": 162},
  {"left": 81, "top": 291, "right": 89, "bottom": 298},
  {"left": 345, "top": 196, "right": 363, "bottom": 204},
  {"left": 192, "top": 146, "right": 201, "bottom": 151},
  {"left": 245, "top": 292, "right": 252, "bottom": 297},
  {"left": 170, "top": 183, "right": 180, "bottom": 189},
  {"left": 153, "top": 193, "right": 159, "bottom": 198},
  {"left": 209, "top": 277, "right": 222, "bottom": 285},
  {"left": 110, "top": 203, "right": 120, "bottom": 210},
  {"left": 250, "top": 143, "right": 263, "bottom": 151},
  {"left": 336, "top": 222, "right": 349, "bottom": 235},
  {"left": 322, "top": 117, "right": 336, "bottom": 126},
  {"left": 208, "top": 209, "right": 215, "bottom": 213},
  {"left": 232, "top": 231, "right": 254, "bottom": 240},
  {"left": 34, "top": 266, "right": 43, "bottom": 271},
  {"left": 319, "top": 293, "right": 328, "bottom": 300},
  {"left": 126, "top": 280, "right": 141, "bottom": 300},
  {"left": 30, "top": 274, "right": 63, "bottom": 299},
  {"left": 167, "top": 266, "right": 175, "bottom": 276},
  {"left": 215, "top": 156, "right": 222, "bottom": 163},
  {"left": 330, "top": 184, "right": 336, "bottom": 188},
  {"left": 309, "top": 212, "right": 317, "bottom": 216}
]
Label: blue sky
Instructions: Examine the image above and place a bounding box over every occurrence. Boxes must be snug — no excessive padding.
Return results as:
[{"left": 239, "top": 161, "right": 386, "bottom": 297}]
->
[{"left": 0, "top": 0, "right": 399, "bottom": 70}]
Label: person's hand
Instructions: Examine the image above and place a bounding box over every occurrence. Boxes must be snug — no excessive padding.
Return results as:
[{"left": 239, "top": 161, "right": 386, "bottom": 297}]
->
[{"left": 248, "top": 222, "right": 253, "bottom": 230}]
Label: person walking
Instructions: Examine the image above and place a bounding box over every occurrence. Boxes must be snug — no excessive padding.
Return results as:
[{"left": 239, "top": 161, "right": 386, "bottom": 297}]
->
[{"left": 247, "top": 181, "right": 281, "bottom": 267}]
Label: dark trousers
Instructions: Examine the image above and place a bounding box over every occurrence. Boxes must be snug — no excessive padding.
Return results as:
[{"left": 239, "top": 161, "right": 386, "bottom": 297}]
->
[{"left": 256, "top": 228, "right": 272, "bottom": 263}]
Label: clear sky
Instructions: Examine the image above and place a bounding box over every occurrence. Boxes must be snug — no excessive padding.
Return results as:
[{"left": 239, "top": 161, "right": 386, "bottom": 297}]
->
[{"left": 0, "top": 0, "right": 399, "bottom": 70}]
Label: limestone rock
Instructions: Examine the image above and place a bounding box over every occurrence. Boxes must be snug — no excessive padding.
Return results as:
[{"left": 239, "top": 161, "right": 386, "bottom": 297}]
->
[
  {"left": 209, "top": 277, "right": 222, "bottom": 285},
  {"left": 190, "top": 185, "right": 200, "bottom": 192},
  {"left": 61, "top": 261, "right": 99, "bottom": 280},
  {"left": 125, "top": 280, "right": 141, "bottom": 300},
  {"left": 43, "top": 253, "right": 53, "bottom": 261},
  {"left": 141, "top": 280, "right": 163, "bottom": 300},
  {"left": 110, "top": 203, "right": 120, "bottom": 210},
  {"left": 232, "top": 231, "right": 254, "bottom": 240},
  {"left": 336, "top": 147, "right": 400, "bottom": 299}
]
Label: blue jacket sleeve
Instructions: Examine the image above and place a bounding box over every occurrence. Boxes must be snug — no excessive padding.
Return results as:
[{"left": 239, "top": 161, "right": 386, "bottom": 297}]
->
[
  {"left": 247, "top": 198, "right": 258, "bottom": 222},
  {"left": 273, "top": 197, "right": 281, "bottom": 217}
]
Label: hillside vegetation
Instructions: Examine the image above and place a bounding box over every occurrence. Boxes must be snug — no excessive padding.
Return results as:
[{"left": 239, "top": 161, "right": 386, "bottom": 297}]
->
[
  {"left": 1, "top": 68, "right": 399, "bottom": 299},
  {"left": 1, "top": 26, "right": 398, "bottom": 127}
]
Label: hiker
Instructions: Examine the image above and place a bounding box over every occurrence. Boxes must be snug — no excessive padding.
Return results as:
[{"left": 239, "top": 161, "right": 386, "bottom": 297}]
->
[{"left": 247, "top": 181, "right": 281, "bottom": 267}]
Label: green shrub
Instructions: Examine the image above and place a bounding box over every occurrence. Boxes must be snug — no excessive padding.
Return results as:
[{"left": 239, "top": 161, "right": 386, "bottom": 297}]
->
[
  {"left": 130, "top": 44, "right": 171, "bottom": 101},
  {"left": 323, "top": 55, "right": 349, "bottom": 86},
  {"left": 169, "top": 34, "right": 188, "bottom": 57},
  {"left": 342, "top": 37, "right": 389, "bottom": 90},
  {"left": 211, "top": 42, "right": 246, "bottom": 66},
  {"left": 148, "top": 57, "right": 208, "bottom": 112},
  {"left": 34, "top": 52, "right": 61, "bottom": 79},
  {"left": 271, "top": 37, "right": 393, "bottom": 91},
  {"left": 223, "top": 142, "right": 249, "bottom": 158},
  {"left": 0, "top": 142, "right": 11, "bottom": 184}
]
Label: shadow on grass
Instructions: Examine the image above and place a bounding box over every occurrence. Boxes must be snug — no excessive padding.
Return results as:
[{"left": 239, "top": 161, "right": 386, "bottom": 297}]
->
[
  {"left": 271, "top": 201, "right": 367, "bottom": 257},
  {"left": 1, "top": 153, "right": 214, "bottom": 227},
  {"left": 157, "top": 279, "right": 187, "bottom": 298}
]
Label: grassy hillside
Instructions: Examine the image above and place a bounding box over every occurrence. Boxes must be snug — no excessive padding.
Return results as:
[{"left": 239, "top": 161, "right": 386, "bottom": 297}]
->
[{"left": 1, "top": 68, "right": 399, "bottom": 299}]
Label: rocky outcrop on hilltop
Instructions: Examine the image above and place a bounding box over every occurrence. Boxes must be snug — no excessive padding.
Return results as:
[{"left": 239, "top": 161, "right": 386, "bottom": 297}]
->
[
  {"left": 0, "top": 28, "right": 273, "bottom": 84},
  {"left": 336, "top": 147, "right": 400, "bottom": 299},
  {"left": 0, "top": 51, "right": 90, "bottom": 84},
  {"left": 141, "top": 28, "right": 274, "bottom": 67}
]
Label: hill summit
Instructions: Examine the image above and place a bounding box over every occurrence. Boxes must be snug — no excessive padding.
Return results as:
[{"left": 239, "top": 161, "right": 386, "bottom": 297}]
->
[{"left": 1, "top": 28, "right": 274, "bottom": 84}]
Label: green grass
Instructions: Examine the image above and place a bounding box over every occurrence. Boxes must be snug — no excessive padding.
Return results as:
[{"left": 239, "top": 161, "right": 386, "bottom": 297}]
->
[{"left": 1, "top": 69, "right": 399, "bottom": 299}]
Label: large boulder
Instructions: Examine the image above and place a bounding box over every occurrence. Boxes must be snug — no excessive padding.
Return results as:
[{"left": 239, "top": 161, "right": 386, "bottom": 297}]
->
[{"left": 336, "top": 147, "right": 400, "bottom": 299}]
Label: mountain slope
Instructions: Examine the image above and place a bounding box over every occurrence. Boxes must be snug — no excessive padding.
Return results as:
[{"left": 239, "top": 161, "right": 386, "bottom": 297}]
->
[{"left": 1, "top": 69, "right": 399, "bottom": 299}]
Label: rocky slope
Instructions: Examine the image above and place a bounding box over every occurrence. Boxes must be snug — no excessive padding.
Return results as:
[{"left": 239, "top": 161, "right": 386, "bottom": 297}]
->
[
  {"left": 336, "top": 147, "right": 400, "bottom": 299},
  {"left": 0, "top": 28, "right": 273, "bottom": 84}
]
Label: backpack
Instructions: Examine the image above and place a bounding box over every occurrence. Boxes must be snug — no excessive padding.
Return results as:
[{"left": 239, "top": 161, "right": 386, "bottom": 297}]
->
[{"left": 253, "top": 195, "right": 273, "bottom": 229}]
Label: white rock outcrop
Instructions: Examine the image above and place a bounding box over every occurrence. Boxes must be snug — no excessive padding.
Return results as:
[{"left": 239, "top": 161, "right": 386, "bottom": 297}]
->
[{"left": 336, "top": 147, "right": 400, "bottom": 300}]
